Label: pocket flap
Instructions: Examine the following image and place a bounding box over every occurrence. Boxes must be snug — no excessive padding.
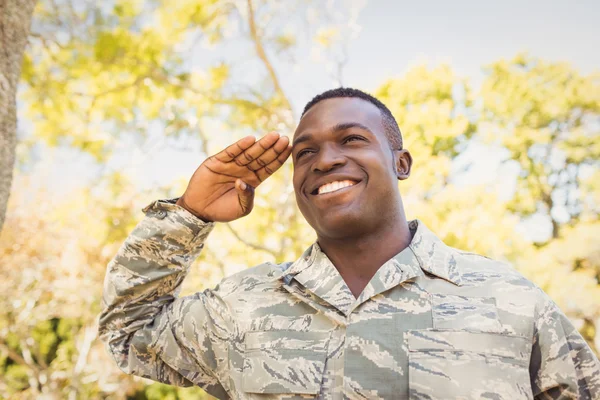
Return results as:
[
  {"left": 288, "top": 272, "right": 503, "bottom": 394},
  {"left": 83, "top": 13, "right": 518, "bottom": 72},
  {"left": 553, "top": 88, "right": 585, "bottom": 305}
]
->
[
  {"left": 245, "top": 330, "right": 330, "bottom": 351},
  {"left": 406, "top": 330, "right": 530, "bottom": 362},
  {"left": 243, "top": 330, "right": 330, "bottom": 394},
  {"left": 431, "top": 294, "right": 502, "bottom": 333}
]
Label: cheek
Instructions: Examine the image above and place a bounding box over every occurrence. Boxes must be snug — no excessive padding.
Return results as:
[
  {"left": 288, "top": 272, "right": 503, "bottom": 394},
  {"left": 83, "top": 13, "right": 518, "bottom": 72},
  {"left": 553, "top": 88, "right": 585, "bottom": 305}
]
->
[
  {"left": 364, "top": 158, "right": 397, "bottom": 188},
  {"left": 292, "top": 168, "right": 304, "bottom": 196},
  {"left": 359, "top": 150, "right": 392, "bottom": 172}
]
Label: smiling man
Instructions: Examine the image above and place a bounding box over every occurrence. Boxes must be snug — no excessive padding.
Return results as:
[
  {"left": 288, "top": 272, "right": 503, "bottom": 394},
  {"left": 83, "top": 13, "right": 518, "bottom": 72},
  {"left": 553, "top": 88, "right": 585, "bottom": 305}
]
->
[{"left": 99, "top": 88, "right": 600, "bottom": 399}]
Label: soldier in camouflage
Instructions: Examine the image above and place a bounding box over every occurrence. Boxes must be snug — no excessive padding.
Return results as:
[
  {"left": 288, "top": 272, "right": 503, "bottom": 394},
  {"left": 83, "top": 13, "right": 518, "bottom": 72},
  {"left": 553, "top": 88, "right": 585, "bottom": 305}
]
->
[{"left": 99, "top": 88, "right": 600, "bottom": 399}]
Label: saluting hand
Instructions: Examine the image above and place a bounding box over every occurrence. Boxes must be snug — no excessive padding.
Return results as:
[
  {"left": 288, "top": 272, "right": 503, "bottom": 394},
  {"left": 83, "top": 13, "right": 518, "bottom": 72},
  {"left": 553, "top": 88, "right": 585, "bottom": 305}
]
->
[{"left": 176, "top": 132, "right": 292, "bottom": 222}]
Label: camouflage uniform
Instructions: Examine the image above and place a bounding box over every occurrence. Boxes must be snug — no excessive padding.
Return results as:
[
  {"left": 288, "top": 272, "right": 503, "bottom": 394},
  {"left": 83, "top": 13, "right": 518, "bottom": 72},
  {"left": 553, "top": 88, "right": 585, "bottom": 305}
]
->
[{"left": 99, "top": 199, "right": 600, "bottom": 399}]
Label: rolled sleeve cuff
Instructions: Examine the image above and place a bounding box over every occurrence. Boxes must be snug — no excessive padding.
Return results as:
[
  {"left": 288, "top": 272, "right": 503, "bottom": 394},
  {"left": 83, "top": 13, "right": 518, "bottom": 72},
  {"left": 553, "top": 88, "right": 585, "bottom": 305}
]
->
[{"left": 141, "top": 198, "right": 215, "bottom": 248}]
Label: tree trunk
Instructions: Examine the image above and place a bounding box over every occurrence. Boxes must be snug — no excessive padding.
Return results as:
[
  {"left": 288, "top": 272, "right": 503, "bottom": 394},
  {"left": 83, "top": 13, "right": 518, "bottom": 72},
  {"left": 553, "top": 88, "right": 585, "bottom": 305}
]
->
[{"left": 0, "top": 0, "right": 36, "bottom": 233}]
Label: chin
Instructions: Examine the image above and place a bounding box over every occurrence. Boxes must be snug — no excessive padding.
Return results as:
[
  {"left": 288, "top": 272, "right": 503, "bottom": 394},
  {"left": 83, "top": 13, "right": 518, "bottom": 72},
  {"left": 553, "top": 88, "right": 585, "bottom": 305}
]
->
[{"left": 313, "top": 211, "right": 367, "bottom": 240}]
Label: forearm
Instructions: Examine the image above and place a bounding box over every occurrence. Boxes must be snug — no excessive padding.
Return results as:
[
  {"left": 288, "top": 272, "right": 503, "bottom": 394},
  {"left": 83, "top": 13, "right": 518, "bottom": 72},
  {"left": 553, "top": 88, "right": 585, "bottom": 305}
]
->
[{"left": 98, "top": 199, "right": 214, "bottom": 382}]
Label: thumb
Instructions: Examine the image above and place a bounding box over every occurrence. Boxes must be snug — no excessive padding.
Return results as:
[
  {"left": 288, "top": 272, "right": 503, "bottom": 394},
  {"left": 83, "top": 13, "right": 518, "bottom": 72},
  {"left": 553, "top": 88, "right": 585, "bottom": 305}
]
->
[{"left": 235, "top": 179, "right": 255, "bottom": 215}]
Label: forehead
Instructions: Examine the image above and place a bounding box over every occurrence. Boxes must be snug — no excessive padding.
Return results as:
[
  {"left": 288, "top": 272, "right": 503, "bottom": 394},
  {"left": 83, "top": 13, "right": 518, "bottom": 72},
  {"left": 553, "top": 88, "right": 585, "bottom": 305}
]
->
[{"left": 294, "top": 97, "right": 385, "bottom": 139}]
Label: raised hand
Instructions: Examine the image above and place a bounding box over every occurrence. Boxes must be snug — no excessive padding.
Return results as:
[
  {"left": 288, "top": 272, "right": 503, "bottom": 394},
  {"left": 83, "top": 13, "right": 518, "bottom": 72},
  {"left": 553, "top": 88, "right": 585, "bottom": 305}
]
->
[{"left": 176, "top": 132, "right": 292, "bottom": 222}]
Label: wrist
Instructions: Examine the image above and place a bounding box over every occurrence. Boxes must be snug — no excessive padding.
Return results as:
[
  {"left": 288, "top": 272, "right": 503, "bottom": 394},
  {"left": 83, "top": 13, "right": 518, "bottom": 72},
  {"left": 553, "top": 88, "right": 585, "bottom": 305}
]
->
[{"left": 176, "top": 196, "right": 213, "bottom": 223}]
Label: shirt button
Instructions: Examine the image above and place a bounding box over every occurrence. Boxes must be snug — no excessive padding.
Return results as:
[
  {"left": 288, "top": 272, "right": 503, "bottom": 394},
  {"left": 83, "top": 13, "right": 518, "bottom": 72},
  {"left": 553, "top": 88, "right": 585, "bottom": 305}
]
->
[{"left": 155, "top": 210, "right": 167, "bottom": 219}]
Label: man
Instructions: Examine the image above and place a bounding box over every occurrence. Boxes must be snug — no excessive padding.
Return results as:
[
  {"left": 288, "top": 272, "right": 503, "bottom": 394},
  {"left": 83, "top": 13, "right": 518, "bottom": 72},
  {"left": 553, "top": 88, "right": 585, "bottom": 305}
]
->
[{"left": 99, "top": 88, "right": 600, "bottom": 399}]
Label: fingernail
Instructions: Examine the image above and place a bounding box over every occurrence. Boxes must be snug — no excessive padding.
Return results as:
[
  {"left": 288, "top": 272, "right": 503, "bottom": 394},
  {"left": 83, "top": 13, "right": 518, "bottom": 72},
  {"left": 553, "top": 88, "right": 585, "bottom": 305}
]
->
[{"left": 240, "top": 181, "right": 247, "bottom": 190}]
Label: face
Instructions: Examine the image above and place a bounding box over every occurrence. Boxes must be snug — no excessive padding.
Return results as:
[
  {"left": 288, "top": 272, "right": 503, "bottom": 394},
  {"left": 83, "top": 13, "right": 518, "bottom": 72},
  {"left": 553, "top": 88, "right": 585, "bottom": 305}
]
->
[{"left": 292, "top": 97, "right": 412, "bottom": 240}]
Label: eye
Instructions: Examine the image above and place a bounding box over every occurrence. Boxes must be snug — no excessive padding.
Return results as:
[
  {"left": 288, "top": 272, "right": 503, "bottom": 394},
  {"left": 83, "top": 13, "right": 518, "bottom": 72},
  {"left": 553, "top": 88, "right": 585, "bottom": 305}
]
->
[
  {"left": 343, "top": 135, "right": 366, "bottom": 143},
  {"left": 296, "top": 149, "right": 314, "bottom": 159}
]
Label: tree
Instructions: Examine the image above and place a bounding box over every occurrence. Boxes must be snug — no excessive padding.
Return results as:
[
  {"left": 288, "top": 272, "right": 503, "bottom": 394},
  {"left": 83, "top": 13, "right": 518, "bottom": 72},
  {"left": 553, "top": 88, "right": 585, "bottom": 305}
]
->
[
  {"left": 480, "top": 54, "right": 600, "bottom": 240},
  {"left": 0, "top": 0, "right": 37, "bottom": 233},
  {"left": 0, "top": 174, "right": 137, "bottom": 398},
  {"left": 20, "top": 0, "right": 364, "bottom": 264},
  {"left": 377, "top": 64, "right": 476, "bottom": 198},
  {"left": 479, "top": 55, "right": 600, "bottom": 350}
]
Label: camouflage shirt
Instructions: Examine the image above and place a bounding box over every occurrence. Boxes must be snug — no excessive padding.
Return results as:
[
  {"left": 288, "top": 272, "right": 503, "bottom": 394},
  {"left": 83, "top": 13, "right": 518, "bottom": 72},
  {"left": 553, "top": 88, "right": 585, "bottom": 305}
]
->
[{"left": 99, "top": 199, "right": 600, "bottom": 399}]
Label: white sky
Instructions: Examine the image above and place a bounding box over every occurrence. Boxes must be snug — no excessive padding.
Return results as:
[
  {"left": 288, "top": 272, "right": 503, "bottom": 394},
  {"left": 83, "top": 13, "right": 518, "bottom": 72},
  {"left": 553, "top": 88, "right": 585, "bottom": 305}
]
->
[{"left": 289, "top": 0, "right": 600, "bottom": 107}]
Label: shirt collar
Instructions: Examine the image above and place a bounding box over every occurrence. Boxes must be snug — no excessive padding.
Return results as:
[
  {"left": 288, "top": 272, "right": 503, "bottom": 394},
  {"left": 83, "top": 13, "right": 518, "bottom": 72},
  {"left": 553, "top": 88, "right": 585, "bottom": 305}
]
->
[
  {"left": 282, "top": 219, "right": 462, "bottom": 287},
  {"left": 407, "top": 219, "right": 463, "bottom": 286}
]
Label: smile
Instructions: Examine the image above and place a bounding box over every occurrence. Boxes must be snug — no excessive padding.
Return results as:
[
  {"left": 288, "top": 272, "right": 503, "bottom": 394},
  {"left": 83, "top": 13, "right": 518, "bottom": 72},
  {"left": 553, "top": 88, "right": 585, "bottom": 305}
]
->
[{"left": 316, "top": 180, "right": 358, "bottom": 195}]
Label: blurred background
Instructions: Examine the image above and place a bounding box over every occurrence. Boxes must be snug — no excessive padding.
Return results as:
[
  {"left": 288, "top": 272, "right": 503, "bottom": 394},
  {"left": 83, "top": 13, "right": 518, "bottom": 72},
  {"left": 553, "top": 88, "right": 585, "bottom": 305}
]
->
[{"left": 1, "top": 0, "right": 599, "bottom": 398}]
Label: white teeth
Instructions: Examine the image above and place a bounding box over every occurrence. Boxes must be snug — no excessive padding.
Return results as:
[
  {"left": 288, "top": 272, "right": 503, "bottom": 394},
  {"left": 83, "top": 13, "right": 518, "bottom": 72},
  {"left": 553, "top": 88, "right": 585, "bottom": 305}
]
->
[{"left": 317, "top": 180, "right": 356, "bottom": 195}]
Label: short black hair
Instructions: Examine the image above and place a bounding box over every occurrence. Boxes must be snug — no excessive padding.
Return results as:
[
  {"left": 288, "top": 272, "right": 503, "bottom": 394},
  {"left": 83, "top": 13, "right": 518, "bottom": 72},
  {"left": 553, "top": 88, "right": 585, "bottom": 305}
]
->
[{"left": 301, "top": 87, "right": 403, "bottom": 149}]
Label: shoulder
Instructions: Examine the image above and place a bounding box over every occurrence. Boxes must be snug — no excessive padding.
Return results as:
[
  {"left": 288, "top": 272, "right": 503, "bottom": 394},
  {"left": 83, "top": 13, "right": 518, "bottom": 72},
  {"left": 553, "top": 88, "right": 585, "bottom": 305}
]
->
[
  {"left": 452, "top": 248, "right": 535, "bottom": 288},
  {"left": 211, "top": 261, "right": 290, "bottom": 298},
  {"left": 454, "top": 254, "right": 570, "bottom": 320},
  {"left": 446, "top": 248, "right": 552, "bottom": 337},
  {"left": 450, "top": 248, "right": 548, "bottom": 308}
]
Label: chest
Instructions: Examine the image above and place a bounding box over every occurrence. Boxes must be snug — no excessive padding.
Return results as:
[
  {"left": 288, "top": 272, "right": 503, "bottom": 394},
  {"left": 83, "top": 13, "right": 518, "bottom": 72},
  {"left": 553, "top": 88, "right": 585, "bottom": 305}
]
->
[{"left": 226, "top": 282, "right": 535, "bottom": 399}]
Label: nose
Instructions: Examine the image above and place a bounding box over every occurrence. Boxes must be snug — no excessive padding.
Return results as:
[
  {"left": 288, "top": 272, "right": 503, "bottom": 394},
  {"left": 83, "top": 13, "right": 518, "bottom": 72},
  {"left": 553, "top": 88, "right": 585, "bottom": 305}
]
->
[{"left": 312, "top": 144, "right": 346, "bottom": 173}]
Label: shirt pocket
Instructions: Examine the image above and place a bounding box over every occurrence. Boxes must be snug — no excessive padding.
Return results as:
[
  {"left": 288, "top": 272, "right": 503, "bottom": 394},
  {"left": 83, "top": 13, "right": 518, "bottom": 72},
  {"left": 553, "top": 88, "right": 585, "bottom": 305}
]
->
[
  {"left": 406, "top": 330, "right": 533, "bottom": 400},
  {"left": 431, "top": 294, "right": 503, "bottom": 333},
  {"left": 242, "top": 330, "right": 330, "bottom": 395}
]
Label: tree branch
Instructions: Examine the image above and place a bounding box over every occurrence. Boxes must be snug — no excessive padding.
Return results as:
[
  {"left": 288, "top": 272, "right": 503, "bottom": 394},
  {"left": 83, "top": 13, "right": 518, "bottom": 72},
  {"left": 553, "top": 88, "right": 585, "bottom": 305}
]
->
[
  {"left": 0, "top": 341, "right": 41, "bottom": 374},
  {"left": 73, "top": 322, "right": 96, "bottom": 374},
  {"left": 166, "top": 77, "right": 274, "bottom": 115},
  {"left": 246, "top": 0, "right": 293, "bottom": 120},
  {"left": 225, "top": 223, "right": 278, "bottom": 257},
  {"left": 203, "top": 247, "right": 227, "bottom": 277}
]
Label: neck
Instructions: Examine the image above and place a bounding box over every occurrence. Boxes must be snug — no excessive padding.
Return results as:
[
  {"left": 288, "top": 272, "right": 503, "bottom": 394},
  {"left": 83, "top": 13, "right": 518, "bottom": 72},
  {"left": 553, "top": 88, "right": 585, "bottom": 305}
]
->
[{"left": 316, "top": 211, "right": 412, "bottom": 298}]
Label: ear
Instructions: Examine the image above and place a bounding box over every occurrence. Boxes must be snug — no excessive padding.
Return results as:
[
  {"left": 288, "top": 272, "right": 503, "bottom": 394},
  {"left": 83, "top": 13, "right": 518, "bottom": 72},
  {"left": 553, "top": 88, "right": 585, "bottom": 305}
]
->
[{"left": 393, "top": 149, "right": 412, "bottom": 180}]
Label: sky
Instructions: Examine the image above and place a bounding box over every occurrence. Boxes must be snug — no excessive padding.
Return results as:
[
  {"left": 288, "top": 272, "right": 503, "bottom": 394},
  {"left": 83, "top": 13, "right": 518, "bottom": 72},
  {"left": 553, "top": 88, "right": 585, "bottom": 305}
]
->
[
  {"left": 19, "top": 0, "right": 600, "bottom": 240},
  {"left": 347, "top": 0, "right": 600, "bottom": 86},
  {"left": 288, "top": 0, "right": 600, "bottom": 110}
]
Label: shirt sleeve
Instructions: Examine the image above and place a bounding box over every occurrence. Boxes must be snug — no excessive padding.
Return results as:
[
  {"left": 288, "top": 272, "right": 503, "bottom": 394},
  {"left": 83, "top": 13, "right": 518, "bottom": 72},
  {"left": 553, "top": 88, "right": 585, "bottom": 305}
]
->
[
  {"left": 98, "top": 199, "right": 233, "bottom": 399},
  {"left": 530, "top": 290, "right": 600, "bottom": 399}
]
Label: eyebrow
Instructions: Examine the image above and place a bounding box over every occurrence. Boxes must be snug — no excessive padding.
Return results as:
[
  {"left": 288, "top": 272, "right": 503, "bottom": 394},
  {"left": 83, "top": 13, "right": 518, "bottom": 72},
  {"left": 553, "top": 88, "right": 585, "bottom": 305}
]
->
[{"left": 292, "top": 122, "right": 374, "bottom": 147}]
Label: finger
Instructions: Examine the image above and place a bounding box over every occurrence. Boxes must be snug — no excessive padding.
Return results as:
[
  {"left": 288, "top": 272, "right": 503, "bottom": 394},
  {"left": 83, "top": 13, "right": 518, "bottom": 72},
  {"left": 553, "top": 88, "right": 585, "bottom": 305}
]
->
[
  {"left": 235, "top": 179, "right": 255, "bottom": 215},
  {"left": 255, "top": 144, "right": 292, "bottom": 182},
  {"left": 213, "top": 135, "right": 256, "bottom": 162},
  {"left": 235, "top": 132, "right": 280, "bottom": 166},
  {"left": 245, "top": 136, "right": 290, "bottom": 171}
]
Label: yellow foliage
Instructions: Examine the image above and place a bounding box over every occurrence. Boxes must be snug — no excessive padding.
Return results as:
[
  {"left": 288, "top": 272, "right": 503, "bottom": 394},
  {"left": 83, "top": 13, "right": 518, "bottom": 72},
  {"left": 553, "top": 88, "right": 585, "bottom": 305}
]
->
[
  {"left": 406, "top": 185, "right": 527, "bottom": 261},
  {"left": 517, "top": 222, "right": 600, "bottom": 320}
]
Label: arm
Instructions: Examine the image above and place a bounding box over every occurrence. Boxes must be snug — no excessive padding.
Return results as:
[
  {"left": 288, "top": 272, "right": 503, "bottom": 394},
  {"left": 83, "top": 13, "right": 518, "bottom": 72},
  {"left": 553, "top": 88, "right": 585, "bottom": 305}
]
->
[
  {"left": 530, "top": 291, "right": 600, "bottom": 399},
  {"left": 99, "top": 133, "right": 292, "bottom": 395},
  {"left": 98, "top": 199, "right": 231, "bottom": 397}
]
